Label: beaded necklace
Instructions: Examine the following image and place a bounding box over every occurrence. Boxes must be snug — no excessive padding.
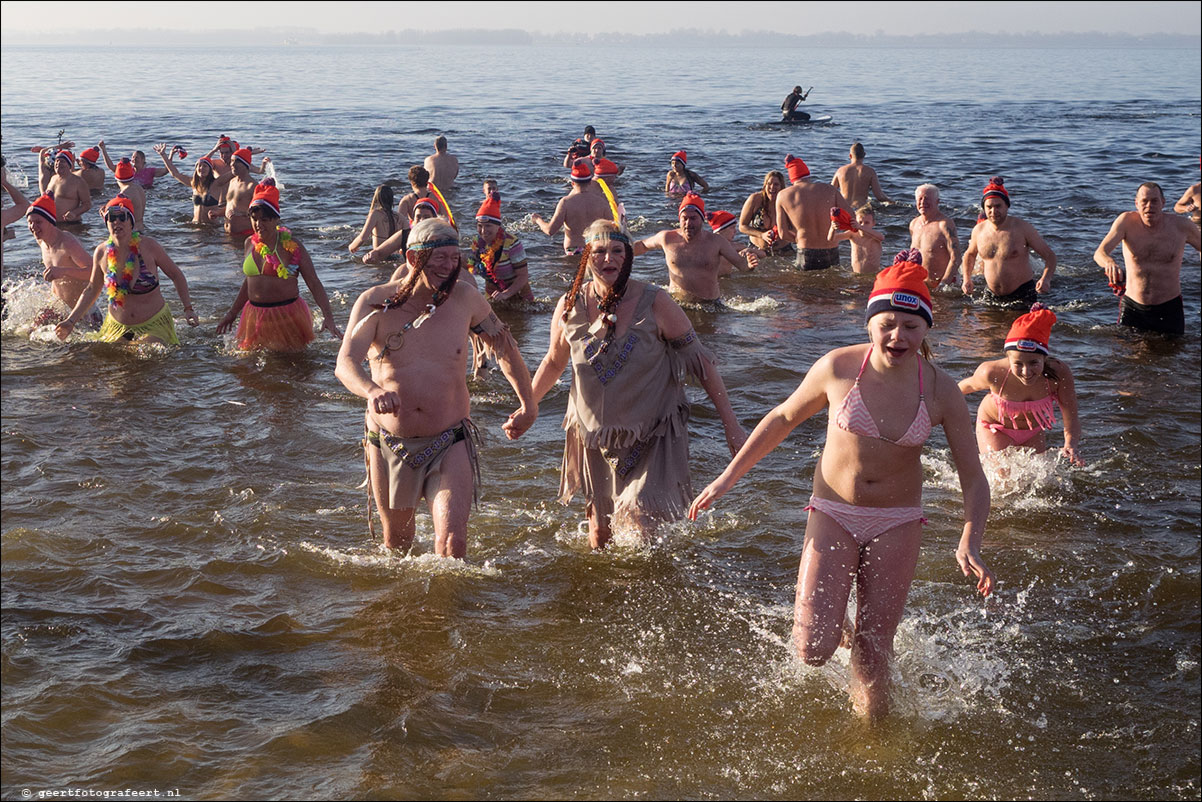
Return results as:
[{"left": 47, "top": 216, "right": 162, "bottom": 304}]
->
[
  {"left": 471, "top": 229, "right": 507, "bottom": 289},
  {"left": 252, "top": 226, "right": 301, "bottom": 278},
  {"left": 104, "top": 232, "right": 142, "bottom": 307}
]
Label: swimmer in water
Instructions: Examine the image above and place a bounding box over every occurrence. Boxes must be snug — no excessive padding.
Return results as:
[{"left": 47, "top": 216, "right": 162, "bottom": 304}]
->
[
  {"left": 828, "top": 204, "right": 885, "bottom": 274},
  {"left": 908, "top": 183, "right": 960, "bottom": 289},
  {"left": 349, "top": 184, "right": 403, "bottom": 254},
  {"left": 25, "top": 193, "right": 94, "bottom": 324},
  {"left": 664, "top": 150, "right": 708, "bottom": 196},
  {"left": 634, "top": 193, "right": 759, "bottom": 305},
  {"left": 36, "top": 145, "right": 91, "bottom": 224},
  {"left": 97, "top": 142, "right": 168, "bottom": 189},
  {"left": 958, "top": 304, "right": 1083, "bottom": 466},
  {"left": 961, "top": 177, "right": 1057, "bottom": 308},
  {"left": 155, "top": 144, "right": 232, "bottom": 225},
  {"left": 739, "top": 171, "right": 788, "bottom": 253},
  {"left": 831, "top": 142, "right": 892, "bottom": 207},
  {"left": 689, "top": 250, "right": 994, "bottom": 720},
  {"left": 424, "top": 136, "right": 459, "bottom": 192},
  {"left": 776, "top": 154, "right": 853, "bottom": 271},
  {"left": 532, "top": 160, "right": 613, "bottom": 256}
]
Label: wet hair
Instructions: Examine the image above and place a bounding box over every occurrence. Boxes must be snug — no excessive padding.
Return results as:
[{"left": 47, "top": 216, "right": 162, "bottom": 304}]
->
[
  {"left": 851, "top": 142, "right": 865, "bottom": 160},
  {"left": 1137, "top": 181, "right": 1165, "bottom": 201},
  {"left": 370, "top": 184, "right": 397, "bottom": 239},
  {"left": 434, "top": 136, "right": 447, "bottom": 153},
  {"left": 563, "top": 220, "right": 633, "bottom": 326},
  {"left": 408, "top": 165, "right": 430, "bottom": 189},
  {"left": 378, "top": 219, "right": 461, "bottom": 312},
  {"left": 584, "top": 126, "right": 596, "bottom": 136}
]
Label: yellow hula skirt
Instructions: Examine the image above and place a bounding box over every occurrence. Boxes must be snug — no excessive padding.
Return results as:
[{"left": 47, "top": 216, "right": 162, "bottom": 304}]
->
[{"left": 96, "top": 304, "right": 179, "bottom": 345}]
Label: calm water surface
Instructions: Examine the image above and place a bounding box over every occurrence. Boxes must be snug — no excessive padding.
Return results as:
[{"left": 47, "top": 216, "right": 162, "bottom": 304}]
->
[{"left": 2, "top": 44, "right": 1200, "bottom": 799}]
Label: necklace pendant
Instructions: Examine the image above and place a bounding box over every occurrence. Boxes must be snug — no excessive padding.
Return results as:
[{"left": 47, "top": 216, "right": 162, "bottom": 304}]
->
[{"left": 413, "top": 304, "right": 437, "bottom": 329}]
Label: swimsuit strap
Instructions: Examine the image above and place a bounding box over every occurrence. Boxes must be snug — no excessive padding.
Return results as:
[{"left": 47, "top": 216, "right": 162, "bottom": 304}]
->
[
  {"left": 917, "top": 353, "right": 925, "bottom": 398},
  {"left": 854, "top": 346, "right": 872, "bottom": 382}
]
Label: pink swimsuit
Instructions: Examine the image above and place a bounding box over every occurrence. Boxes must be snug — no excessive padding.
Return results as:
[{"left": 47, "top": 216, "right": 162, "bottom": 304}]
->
[
  {"left": 979, "top": 371, "right": 1057, "bottom": 445},
  {"left": 807, "top": 349, "right": 932, "bottom": 546}
]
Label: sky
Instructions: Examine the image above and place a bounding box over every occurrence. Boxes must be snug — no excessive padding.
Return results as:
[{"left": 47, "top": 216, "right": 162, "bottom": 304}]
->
[{"left": 0, "top": 0, "right": 1199, "bottom": 36}]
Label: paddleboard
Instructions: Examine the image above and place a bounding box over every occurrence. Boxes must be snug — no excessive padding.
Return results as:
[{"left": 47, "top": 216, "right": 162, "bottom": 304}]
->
[{"left": 775, "top": 114, "right": 833, "bottom": 125}]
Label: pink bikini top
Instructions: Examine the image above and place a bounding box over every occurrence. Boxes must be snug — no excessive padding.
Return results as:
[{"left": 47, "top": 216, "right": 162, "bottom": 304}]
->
[
  {"left": 991, "top": 370, "right": 1057, "bottom": 431},
  {"left": 835, "top": 348, "right": 932, "bottom": 447}
]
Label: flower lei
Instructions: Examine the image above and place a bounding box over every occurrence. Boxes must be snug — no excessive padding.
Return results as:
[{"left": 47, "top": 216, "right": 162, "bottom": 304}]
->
[
  {"left": 252, "top": 226, "right": 301, "bottom": 278},
  {"left": 104, "top": 232, "right": 142, "bottom": 306},
  {"left": 470, "top": 229, "right": 507, "bottom": 289}
]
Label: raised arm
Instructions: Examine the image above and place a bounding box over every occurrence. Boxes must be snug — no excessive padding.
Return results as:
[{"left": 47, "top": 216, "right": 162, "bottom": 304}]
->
[
  {"left": 296, "top": 242, "right": 342, "bottom": 338},
  {"left": 37, "top": 149, "right": 54, "bottom": 194},
  {"left": 97, "top": 140, "right": 117, "bottom": 172},
  {"left": 153, "top": 143, "right": 191, "bottom": 188},
  {"left": 937, "top": 368, "right": 994, "bottom": 596},
  {"left": 1, "top": 174, "right": 30, "bottom": 226},
  {"left": 688, "top": 350, "right": 835, "bottom": 519}
]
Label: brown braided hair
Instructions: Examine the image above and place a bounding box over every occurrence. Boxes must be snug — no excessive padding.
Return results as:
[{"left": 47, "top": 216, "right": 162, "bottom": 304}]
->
[{"left": 562, "top": 220, "right": 633, "bottom": 328}]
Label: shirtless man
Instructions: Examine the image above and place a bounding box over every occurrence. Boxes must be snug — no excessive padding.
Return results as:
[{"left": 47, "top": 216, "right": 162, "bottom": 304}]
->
[
  {"left": 75, "top": 147, "right": 106, "bottom": 193},
  {"left": 909, "top": 184, "right": 959, "bottom": 287},
  {"left": 335, "top": 219, "right": 537, "bottom": 557},
  {"left": 1094, "top": 182, "right": 1201, "bottom": 336},
  {"left": 222, "top": 148, "right": 259, "bottom": 238},
  {"left": 532, "top": 159, "right": 613, "bottom": 255},
  {"left": 634, "top": 193, "right": 759, "bottom": 304},
  {"left": 205, "top": 136, "right": 265, "bottom": 177},
  {"left": 831, "top": 142, "right": 891, "bottom": 207},
  {"left": 112, "top": 159, "right": 147, "bottom": 229},
  {"left": 25, "top": 194, "right": 94, "bottom": 322},
  {"left": 961, "top": 177, "right": 1057, "bottom": 307},
  {"left": 397, "top": 165, "right": 436, "bottom": 227},
  {"left": 1173, "top": 179, "right": 1201, "bottom": 226},
  {"left": 38, "top": 148, "right": 90, "bottom": 224},
  {"left": 775, "top": 154, "right": 852, "bottom": 270},
  {"left": 424, "top": 136, "right": 459, "bottom": 191}
]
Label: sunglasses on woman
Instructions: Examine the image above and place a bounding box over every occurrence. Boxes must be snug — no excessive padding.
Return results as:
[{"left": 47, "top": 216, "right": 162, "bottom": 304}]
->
[{"left": 105, "top": 211, "right": 132, "bottom": 223}]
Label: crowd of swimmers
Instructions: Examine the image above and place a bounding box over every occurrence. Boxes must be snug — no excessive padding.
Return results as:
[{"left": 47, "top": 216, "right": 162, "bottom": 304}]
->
[{"left": 2, "top": 116, "right": 1199, "bottom": 720}]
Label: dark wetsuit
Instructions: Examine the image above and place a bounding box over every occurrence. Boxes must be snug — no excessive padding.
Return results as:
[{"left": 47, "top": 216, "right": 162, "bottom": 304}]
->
[{"left": 782, "top": 91, "right": 809, "bottom": 121}]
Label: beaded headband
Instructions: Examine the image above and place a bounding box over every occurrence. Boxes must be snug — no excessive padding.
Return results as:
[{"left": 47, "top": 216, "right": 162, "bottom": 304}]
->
[
  {"left": 585, "top": 230, "right": 629, "bottom": 245},
  {"left": 407, "top": 237, "right": 460, "bottom": 252}
]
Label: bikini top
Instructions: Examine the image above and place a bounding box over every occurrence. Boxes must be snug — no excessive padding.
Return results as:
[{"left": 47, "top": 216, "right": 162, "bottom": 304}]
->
[
  {"left": 834, "top": 348, "right": 931, "bottom": 447},
  {"left": 105, "top": 245, "right": 159, "bottom": 296},
  {"left": 193, "top": 193, "right": 219, "bottom": 207},
  {"left": 243, "top": 228, "right": 302, "bottom": 279},
  {"left": 991, "top": 370, "right": 1057, "bottom": 430}
]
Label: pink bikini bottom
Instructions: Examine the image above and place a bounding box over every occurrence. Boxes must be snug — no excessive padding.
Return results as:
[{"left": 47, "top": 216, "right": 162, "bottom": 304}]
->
[
  {"left": 980, "top": 420, "right": 1044, "bottom": 445},
  {"left": 805, "top": 495, "right": 927, "bottom": 547}
]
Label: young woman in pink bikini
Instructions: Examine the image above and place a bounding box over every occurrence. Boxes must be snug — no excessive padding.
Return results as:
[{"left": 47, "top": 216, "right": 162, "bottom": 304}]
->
[
  {"left": 689, "top": 250, "right": 994, "bottom": 719},
  {"left": 959, "top": 304, "right": 1083, "bottom": 466}
]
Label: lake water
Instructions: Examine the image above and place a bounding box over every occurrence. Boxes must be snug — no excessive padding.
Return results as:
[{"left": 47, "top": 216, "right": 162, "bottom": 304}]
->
[{"left": 2, "top": 43, "right": 1200, "bottom": 800}]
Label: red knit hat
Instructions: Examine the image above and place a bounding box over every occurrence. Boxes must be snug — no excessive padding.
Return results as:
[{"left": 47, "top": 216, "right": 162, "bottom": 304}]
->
[
  {"left": 590, "top": 138, "right": 605, "bottom": 152},
  {"left": 27, "top": 194, "right": 57, "bottom": 225},
  {"left": 569, "top": 158, "right": 593, "bottom": 182},
  {"left": 866, "top": 249, "right": 933, "bottom": 326},
  {"left": 54, "top": 149, "right": 74, "bottom": 165},
  {"left": 233, "top": 148, "right": 253, "bottom": 169},
  {"left": 114, "top": 158, "right": 136, "bottom": 182},
  {"left": 982, "top": 176, "right": 1010, "bottom": 207},
  {"left": 707, "top": 210, "right": 737, "bottom": 233},
  {"left": 103, "top": 195, "right": 136, "bottom": 218},
  {"left": 476, "top": 193, "right": 502, "bottom": 224},
  {"left": 1005, "top": 303, "right": 1056, "bottom": 355},
  {"left": 250, "top": 179, "right": 280, "bottom": 216},
  {"left": 678, "top": 192, "right": 705, "bottom": 220},
  {"left": 671, "top": 150, "right": 687, "bottom": 164},
  {"left": 785, "top": 154, "right": 809, "bottom": 181},
  {"left": 79, "top": 147, "right": 100, "bottom": 166},
  {"left": 592, "top": 157, "right": 619, "bottom": 178},
  {"left": 413, "top": 194, "right": 442, "bottom": 216}
]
